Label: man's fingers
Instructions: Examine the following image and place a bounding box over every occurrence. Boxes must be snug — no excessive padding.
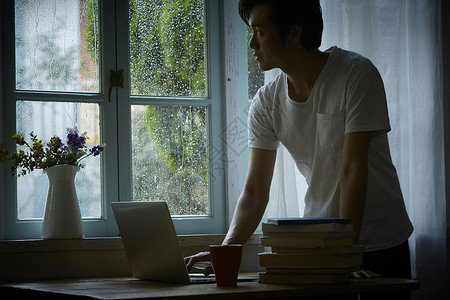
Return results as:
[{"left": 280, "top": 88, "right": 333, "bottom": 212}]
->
[
  {"left": 184, "top": 257, "right": 194, "bottom": 271},
  {"left": 202, "top": 265, "right": 214, "bottom": 275},
  {"left": 184, "top": 251, "right": 212, "bottom": 272},
  {"left": 350, "top": 269, "right": 381, "bottom": 279}
]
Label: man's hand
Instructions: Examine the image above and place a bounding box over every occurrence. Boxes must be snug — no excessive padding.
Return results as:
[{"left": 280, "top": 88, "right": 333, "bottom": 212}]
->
[
  {"left": 350, "top": 269, "right": 380, "bottom": 279},
  {"left": 184, "top": 251, "right": 213, "bottom": 275}
]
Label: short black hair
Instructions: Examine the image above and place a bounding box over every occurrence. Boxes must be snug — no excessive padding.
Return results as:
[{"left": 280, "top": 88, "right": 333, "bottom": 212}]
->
[{"left": 238, "top": 0, "right": 323, "bottom": 50}]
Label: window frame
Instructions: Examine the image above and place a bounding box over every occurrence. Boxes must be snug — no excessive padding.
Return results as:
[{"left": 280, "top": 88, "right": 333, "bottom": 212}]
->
[
  {"left": 114, "top": 0, "right": 226, "bottom": 235},
  {"left": 1, "top": 0, "right": 227, "bottom": 239}
]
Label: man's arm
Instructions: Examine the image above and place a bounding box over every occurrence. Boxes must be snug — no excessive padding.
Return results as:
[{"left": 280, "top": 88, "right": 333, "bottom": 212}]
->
[
  {"left": 339, "top": 131, "right": 372, "bottom": 243},
  {"left": 222, "top": 147, "right": 277, "bottom": 245},
  {"left": 184, "top": 148, "right": 276, "bottom": 272}
]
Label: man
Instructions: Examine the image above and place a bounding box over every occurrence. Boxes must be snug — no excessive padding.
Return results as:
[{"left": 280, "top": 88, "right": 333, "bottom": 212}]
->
[{"left": 185, "top": 0, "right": 413, "bottom": 291}]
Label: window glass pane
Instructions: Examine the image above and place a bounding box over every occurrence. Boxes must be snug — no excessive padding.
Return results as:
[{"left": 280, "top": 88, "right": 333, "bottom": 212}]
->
[
  {"left": 129, "top": 0, "right": 207, "bottom": 97},
  {"left": 16, "top": 101, "right": 102, "bottom": 219},
  {"left": 247, "top": 26, "right": 264, "bottom": 99},
  {"left": 15, "top": 0, "right": 100, "bottom": 92},
  {"left": 131, "top": 105, "right": 209, "bottom": 215}
]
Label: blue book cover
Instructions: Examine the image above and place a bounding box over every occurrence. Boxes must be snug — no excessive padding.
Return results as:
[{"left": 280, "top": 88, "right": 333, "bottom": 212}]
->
[{"left": 266, "top": 217, "right": 352, "bottom": 225}]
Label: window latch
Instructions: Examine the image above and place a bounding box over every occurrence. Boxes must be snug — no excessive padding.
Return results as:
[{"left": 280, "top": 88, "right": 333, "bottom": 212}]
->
[{"left": 108, "top": 69, "right": 124, "bottom": 102}]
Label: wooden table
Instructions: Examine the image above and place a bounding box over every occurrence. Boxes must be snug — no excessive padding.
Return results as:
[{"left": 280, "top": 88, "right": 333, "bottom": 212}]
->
[{"left": 0, "top": 276, "right": 419, "bottom": 300}]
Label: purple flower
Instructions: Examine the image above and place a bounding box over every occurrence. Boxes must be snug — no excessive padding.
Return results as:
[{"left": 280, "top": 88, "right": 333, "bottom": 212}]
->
[
  {"left": 67, "top": 130, "right": 85, "bottom": 148},
  {"left": 90, "top": 145, "right": 104, "bottom": 156}
]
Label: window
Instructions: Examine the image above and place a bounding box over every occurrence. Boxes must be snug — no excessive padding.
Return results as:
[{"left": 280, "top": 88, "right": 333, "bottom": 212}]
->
[
  {"left": 246, "top": 26, "right": 264, "bottom": 100},
  {"left": 2, "top": 0, "right": 225, "bottom": 239}
]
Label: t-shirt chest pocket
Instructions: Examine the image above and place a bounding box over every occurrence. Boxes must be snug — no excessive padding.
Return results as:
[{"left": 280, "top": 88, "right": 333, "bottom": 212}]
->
[{"left": 316, "top": 110, "right": 345, "bottom": 154}]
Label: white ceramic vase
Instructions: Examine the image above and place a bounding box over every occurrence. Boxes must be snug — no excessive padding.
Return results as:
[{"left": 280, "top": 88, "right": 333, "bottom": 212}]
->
[{"left": 41, "top": 164, "right": 84, "bottom": 239}]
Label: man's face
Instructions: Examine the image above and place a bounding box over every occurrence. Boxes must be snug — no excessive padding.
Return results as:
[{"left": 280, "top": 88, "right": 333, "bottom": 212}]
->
[{"left": 248, "top": 4, "right": 285, "bottom": 71}]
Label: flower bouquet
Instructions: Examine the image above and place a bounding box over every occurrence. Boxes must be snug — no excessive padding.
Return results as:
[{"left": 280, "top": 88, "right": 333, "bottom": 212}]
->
[{"left": 0, "top": 127, "right": 105, "bottom": 177}]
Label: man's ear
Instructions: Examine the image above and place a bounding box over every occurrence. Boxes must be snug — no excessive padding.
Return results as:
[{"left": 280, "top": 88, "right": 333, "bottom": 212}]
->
[{"left": 287, "top": 25, "right": 303, "bottom": 45}]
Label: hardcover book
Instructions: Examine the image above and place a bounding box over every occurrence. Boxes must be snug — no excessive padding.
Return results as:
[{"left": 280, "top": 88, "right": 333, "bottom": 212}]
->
[
  {"left": 258, "top": 252, "right": 363, "bottom": 269},
  {"left": 266, "top": 217, "right": 352, "bottom": 225},
  {"left": 258, "top": 271, "right": 349, "bottom": 284},
  {"left": 262, "top": 221, "right": 353, "bottom": 233},
  {"left": 270, "top": 245, "right": 365, "bottom": 255},
  {"left": 260, "top": 236, "right": 355, "bottom": 248}
]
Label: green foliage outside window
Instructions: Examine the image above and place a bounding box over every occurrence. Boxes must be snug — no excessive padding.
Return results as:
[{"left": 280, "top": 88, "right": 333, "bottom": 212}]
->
[
  {"left": 86, "top": 0, "right": 209, "bottom": 215},
  {"left": 129, "top": 0, "right": 206, "bottom": 97}
]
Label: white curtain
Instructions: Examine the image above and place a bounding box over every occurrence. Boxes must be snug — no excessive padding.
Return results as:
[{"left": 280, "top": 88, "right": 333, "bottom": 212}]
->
[{"left": 264, "top": 0, "right": 446, "bottom": 284}]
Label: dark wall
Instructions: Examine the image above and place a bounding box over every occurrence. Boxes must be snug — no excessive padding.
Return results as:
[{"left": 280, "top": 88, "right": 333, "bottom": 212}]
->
[{"left": 443, "top": 0, "right": 450, "bottom": 248}]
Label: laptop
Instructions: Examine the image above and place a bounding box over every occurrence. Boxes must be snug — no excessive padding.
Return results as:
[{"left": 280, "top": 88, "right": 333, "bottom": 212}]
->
[{"left": 111, "top": 201, "right": 255, "bottom": 284}]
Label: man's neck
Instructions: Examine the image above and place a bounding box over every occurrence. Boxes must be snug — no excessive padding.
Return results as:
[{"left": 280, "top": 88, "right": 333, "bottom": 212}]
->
[{"left": 282, "top": 49, "right": 330, "bottom": 102}]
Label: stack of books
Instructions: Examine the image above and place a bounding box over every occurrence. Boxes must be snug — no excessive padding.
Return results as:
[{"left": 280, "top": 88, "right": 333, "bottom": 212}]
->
[{"left": 258, "top": 217, "right": 364, "bottom": 284}]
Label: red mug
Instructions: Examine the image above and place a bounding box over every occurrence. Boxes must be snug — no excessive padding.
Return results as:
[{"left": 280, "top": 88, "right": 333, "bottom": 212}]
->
[{"left": 209, "top": 244, "right": 243, "bottom": 287}]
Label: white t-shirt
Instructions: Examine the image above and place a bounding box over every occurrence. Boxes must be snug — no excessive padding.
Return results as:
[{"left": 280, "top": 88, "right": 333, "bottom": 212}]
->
[{"left": 248, "top": 47, "right": 413, "bottom": 252}]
